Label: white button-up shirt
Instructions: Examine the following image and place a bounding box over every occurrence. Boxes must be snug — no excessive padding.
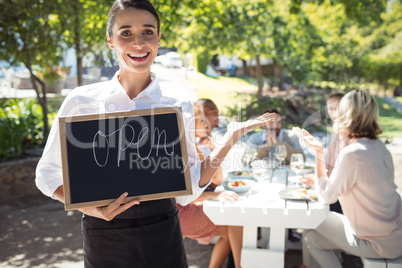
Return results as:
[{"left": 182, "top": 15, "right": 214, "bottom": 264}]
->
[{"left": 35, "top": 72, "right": 209, "bottom": 206}]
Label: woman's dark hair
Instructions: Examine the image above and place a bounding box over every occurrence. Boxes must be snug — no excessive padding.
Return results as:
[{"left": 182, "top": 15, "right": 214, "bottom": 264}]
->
[
  {"left": 107, "top": 0, "right": 160, "bottom": 38},
  {"left": 328, "top": 92, "right": 344, "bottom": 102},
  {"left": 197, "top": 98, "right": 218, "bottom": 112}
]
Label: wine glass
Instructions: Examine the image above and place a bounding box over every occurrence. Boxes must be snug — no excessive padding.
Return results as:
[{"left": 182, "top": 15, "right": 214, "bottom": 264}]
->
[
  {"left": 242, "top": 147, "right": 258, "bottom": 171},
  {"left": 274, "top": 145, "right": 287, "bottom": 168},
  {"left": 290, "top": 153, "right": 304, "bottom": 176}
]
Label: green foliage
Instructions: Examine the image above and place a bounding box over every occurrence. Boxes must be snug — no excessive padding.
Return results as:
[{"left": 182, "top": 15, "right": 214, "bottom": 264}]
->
[
  {"left": 0, "top": 99, "right": 54, "bottom": 161},
  {"left": 196, "top": 50, "right": 210, "bottom": 74},
  {"left": 360, "top": 1, "right": 402, "bottom": 85},
  {"left": 291, "top": 0, "right": 386, "bottom": 25},
  {"left": 58, "top": 0, "right": 110, "bottom": 57},
  {"left": 0, "top": 0, "right": 64, "bottom": 68}
]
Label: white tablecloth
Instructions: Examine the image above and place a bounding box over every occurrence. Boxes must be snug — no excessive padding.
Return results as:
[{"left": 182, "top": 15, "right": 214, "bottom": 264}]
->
[{"left": 203, "top": 168, "right": 329, "bottom": 268}]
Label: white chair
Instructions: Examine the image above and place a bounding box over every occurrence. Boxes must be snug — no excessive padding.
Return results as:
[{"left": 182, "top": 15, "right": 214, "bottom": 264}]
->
[{"left": 363, "top": 255, "right": 402, "bottom": 268}]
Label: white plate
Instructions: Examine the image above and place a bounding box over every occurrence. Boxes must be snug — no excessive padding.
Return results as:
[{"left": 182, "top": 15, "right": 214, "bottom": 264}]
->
[
  {"left": 291, "top": 165, "right": 315, "bottom": 175},
  {"left": 223, "top": 179, "right": 256, "bottom": 193},
  {"left": 227, "top": 170, "right": 255, "bottom": 180},
  {"left": 279, "top": 187, "right": 318, "bottom": 201},
  {"left": 298, "top": 166, "right": 315, "bottom": 175}
]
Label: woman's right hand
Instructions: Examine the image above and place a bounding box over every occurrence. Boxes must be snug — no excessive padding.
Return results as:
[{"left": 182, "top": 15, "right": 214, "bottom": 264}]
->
[
  {"left": 78, "top": 192, "right": 140, "bottom": 221},
  {"left": 292, "top": 127, "right": 323, "bottom": 153}
]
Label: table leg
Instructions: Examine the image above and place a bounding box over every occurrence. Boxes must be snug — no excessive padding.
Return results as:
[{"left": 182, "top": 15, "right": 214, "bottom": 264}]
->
[
  {"left": 269, "top": 227, "right": 286, "bottom": 252},
  {"left": 241, "top": 226, "right": 286, "bottom": 268},
  {"left": 243, "top": 226, "right": 258, "bottom": 248}
]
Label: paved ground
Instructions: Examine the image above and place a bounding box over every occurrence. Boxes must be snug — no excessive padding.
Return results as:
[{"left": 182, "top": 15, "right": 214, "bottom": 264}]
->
[
  {"left": 1, "top": 151, "right": 401, "bottom": 268},
  {"left": 0, "top": 195, "right": 365, "bottom": 268}
]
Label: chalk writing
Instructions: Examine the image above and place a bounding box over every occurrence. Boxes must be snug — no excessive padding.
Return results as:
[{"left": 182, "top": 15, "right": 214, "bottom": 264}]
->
[{"left": 92, "top": 124, "right": 174, "bottom": 167}]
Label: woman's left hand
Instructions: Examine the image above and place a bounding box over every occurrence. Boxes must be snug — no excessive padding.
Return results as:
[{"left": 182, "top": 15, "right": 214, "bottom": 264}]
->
[
  {"left": 199, "top": 136, "right": 215, "bottom": 151},
  {"left": 213, "top": 190, "right": 239, "bottom": 203},
  {"left": 300, "top": 174, "right": 315, "bottom": 187}
]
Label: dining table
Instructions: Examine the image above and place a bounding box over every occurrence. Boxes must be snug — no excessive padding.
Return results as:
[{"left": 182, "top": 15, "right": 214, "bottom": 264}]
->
[{"left": 203, "top": 166, "right": 329, "bottom": 268}]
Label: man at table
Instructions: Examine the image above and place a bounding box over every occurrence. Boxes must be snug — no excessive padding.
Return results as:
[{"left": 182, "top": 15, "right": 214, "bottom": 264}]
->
[{"left": 248, "top": 108, "right": 304, "bottom": 165}]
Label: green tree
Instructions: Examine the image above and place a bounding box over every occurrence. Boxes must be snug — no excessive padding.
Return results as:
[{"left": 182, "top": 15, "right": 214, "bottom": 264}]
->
[
  {"left": 303, "top": 1, "right": 365, "bottom": 87},
  {"left": 0, "top": 0, "right": 65, "bottom": 136},
  {"left": 290, "top": 0, "right": 386, "bottom": 25},
  {"left": 361, "top": 0, "right": 402, "bottom": 87},
  {"left": 173, "top": 0, "right": 321, "bottom": 98},
  {"left": 58, "top": 0, "right": 110, "bottom": 86}
]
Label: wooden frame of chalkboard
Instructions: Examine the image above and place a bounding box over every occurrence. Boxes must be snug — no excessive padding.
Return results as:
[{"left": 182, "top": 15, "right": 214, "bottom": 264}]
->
[{"left": 59, "top": 107, "right": 192, "bottom": 211}]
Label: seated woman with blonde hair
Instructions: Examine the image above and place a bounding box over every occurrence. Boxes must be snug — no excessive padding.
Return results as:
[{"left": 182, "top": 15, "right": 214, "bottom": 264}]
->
[
  {"left": 177, "top": 102, "right": 243, "bottom": 268},
  {"left": 294, "top": 89, "right": 402, "bottom": 268}
]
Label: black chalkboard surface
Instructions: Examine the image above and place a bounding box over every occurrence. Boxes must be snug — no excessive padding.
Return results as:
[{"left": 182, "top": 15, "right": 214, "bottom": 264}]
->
[{"left": 59, "top": 107, "right": 192, "bottom": 210}]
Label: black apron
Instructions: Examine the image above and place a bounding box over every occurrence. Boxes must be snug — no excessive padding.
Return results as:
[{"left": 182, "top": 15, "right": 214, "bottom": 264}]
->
[{"left": 81, "top": 198, "right": 188, "bottom": 268}]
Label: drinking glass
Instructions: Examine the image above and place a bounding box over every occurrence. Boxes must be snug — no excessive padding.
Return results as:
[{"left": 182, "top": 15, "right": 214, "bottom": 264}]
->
[
  {"left": 274, "top": 145, "right": 287, "bottom": 168},
  {"left": 242, "top": 147, "right": 258, "bottom": 171},
  {"left": 290, "top": 153, "right": 304, "bottom": 177}
]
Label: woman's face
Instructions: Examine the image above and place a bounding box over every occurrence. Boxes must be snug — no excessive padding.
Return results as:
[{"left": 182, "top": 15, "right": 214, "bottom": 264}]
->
[
  {"left": 107, "top": 7, "right": 160, "bottom": 75},
  {"left": 327, "top": 99, "right": 340, "bottom": 122},
  {"left": 195, "top": 118, "right": 208, "bottom": 138},
  {"left": 204, "top": 108, "right": 219, "bottom": 132}
]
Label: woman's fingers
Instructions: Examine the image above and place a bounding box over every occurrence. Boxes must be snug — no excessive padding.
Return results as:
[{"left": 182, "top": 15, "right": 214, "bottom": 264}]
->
[
  {"left": 300, "top": 177, "right": 314, "bottom": 187},
  {"left": 292, "top": 127, "right": 302, "bottom": 137},
  {"left": 293, "top": 127, "right": 311, "bottom": 138},
  {"left": 105, "top": 192, "right": 129, "bottom": 213},
  {"left": 218, "top": 190, "right": 239, "bottom": 202},
  {"left": 228, "top": 113, "right": 277, "bottom": 134},
  {"left": 101, "top": 192, "right": 140, "bottom": 221},
  {"left": 293, "top": 127, "right": 324, "bottom": 151}
]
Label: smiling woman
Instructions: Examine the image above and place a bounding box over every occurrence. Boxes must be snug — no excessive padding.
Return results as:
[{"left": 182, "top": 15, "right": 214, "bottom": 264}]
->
[
  {"left": 106, "top": 3, "right": 161, "bottom": 99},
  {"left": 34, "top": 0, "right": 277, "bottom": 267}
]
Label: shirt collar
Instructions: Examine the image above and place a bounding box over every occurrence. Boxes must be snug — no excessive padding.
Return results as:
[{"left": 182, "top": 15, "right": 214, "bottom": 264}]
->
[{"left": 111, "top": 72, "right": 161, "bottom": 104}]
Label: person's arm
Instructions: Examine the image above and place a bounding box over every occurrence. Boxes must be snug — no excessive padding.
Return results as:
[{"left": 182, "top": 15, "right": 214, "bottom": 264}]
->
[
  {"left": 293, "top": 127, "right": 357, "bottom": 205},
  {"left": 292, "top": 127, "right": 326, "bottom": 178},
  {"left": 192, "top": 190, "right": 239, "bottom": 203},
  {"left": 198, "top": 137, "right": 224, "bottom": 186},
  {"left": 211, "top": 167, "right": 223, "bottom": 186},
  {"left": 198, "top": 114, "right": 277, "bottom": 187},
  {"left": 52, "top": 185, "right": 139, "bottom": 221}
]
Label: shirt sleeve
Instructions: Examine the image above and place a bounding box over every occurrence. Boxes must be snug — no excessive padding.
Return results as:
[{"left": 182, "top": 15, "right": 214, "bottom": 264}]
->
[
  {"left": 35, "top": 93, "right": 79, "bottom": 198},
  {"left": 175, "top": 101, "right": 211, "bottom": 206},
  {"left": 317, "top": 148, "right": 358, "bottom": 205}
]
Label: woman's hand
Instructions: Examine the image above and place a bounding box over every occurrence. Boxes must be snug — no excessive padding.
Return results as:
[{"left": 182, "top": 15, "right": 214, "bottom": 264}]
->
[
  {"left": 78, "top": 192, "right": 140, "bottom": 221},
  {"left": 198, "top": 136, "right": 215, "bottom": 151},
  {"left": 226, "top": 113, "right": 277, "bottom": 142},
  {"left": 300, "top": 174, "right": 316, "bottom": 187},
  {"left": 292, "top": 127, "right": 323, "bottom": 153},
  {"left": 293, "top": 127, "right": 328, "bottom": 179},
  {"left": 212, "top": 190, "right": 239, "bottom": 203}
]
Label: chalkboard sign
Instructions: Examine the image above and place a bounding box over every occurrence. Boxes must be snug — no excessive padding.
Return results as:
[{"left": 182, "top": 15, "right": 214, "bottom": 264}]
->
[{"left": 59, "top": 107, "right": 192, "bottom": 211}]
